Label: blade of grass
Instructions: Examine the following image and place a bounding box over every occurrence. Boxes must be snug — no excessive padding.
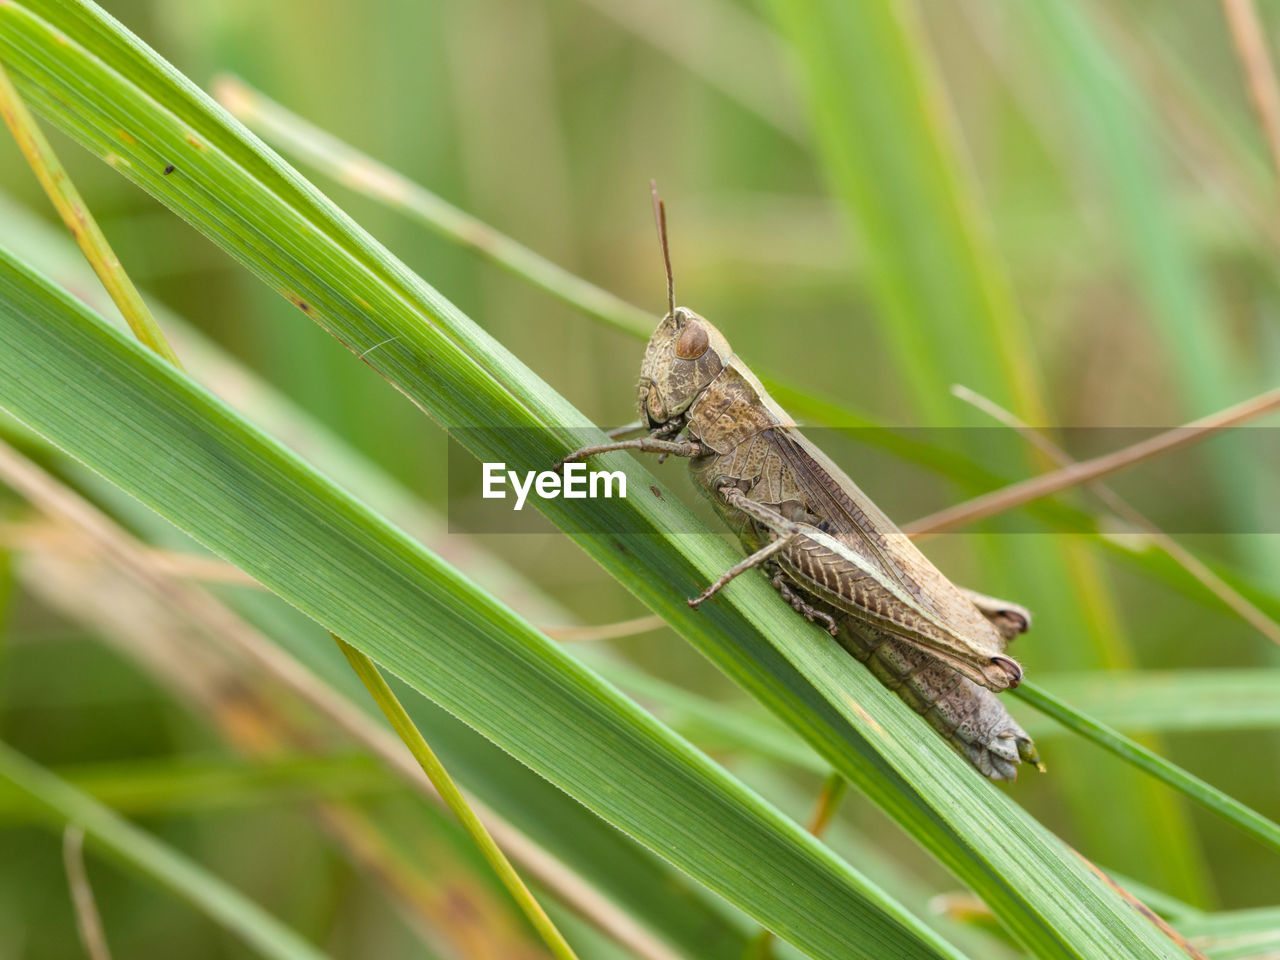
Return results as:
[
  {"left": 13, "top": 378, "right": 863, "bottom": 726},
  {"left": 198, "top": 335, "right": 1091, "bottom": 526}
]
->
[
  {"left": 746, "top": 771, "right": 849, "bottom": 960},
  {"left": 0, "top": 194, "right": 742, "bottom": 960},
  {"left": 1179, "top": 907, "right": 1280, "bottom": 960},
  {"left": 0, "top": 754, "right": 393, "bottom": 819},
  {"left": 1014, "top": 681, "right": 1280, "bottom": 854},
  {"left": 1024, "top": 670, "right": 1280, "bottom": 736},
  {"left": 0, "top": 5, "right": 1207, "bottom": 953},
  {"left": 0, "top": 741, "right": 330, "bottom": 960},
  {"left": 1219, "top": 0, "right": 1280, "bottom": 194},
  {"left": 544, "top": 614, "right": 667, "bottom": 642},
  {"left": 905, "top": 385, "right": 1280, "bottom": 537},
  {"left": 599, "top": 658, "right": 1280, "bottom": 765},
  {"left": 0, "top": 438, "right": 687, "bottom": 960},
  {"left": 0, "top": 68, "right": 583, "bottom": 958},
  {"left": 333, "top": 635, "right": 580, "bottom": 960}
]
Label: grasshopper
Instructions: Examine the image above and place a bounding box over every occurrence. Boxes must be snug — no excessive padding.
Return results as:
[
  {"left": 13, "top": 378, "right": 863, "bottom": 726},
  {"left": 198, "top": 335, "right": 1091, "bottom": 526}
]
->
[{"left": 561, "top": 186, "right": 1038, "bottom": 775}]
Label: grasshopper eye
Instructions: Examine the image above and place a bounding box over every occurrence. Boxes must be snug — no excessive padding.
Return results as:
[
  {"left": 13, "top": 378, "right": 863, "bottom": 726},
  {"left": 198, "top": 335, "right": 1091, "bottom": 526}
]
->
[{"left": 675, "top": 322, "right": 709, "bottom": 360}]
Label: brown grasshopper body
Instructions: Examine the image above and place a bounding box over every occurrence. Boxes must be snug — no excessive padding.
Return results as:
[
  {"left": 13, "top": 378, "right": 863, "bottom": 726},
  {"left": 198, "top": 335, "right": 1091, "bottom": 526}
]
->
[
  {"left": 561, "top": 188, "right": 1038, "bottom": 777},
  {"left": 690, "top": 352, "right": 1039, "bottom": 778},
  {"left": 565, "top": 306, "right": 1040, "bottom": 777},
  {"left": 635, "top": 309, "right": 1023, "bottom": 692}
]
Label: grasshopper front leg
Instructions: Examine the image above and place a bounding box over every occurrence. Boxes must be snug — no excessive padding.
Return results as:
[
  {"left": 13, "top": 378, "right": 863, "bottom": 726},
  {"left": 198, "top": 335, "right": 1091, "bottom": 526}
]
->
[{"left": 556, "top": 422, "right": 700, "bottom": 469}]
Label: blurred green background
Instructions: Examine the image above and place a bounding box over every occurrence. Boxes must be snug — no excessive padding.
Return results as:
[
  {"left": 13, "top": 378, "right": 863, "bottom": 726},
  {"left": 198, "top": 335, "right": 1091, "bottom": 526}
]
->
[{"left": 1, "top": 0, "right": 1278, "bottom": 957}]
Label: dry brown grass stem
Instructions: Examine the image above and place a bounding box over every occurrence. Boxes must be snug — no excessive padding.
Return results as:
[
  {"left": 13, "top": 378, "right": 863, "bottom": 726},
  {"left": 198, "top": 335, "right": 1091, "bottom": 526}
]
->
[{"left": 905, "top": 386, "right": 1280, "bottom": 536}]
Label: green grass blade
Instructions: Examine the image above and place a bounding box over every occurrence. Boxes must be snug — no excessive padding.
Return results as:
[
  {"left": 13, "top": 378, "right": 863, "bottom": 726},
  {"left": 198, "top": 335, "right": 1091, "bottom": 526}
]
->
[
  {"left": 0, "top": 4, "right": 1203, "bottom": 953},
  {"left": 214, "top": 76, "right": 654, "bottom": 340},
  {"left": 1022, "top": 671, "right": 1280, "bottom": 736},
  {"left": 1178, "top": 907, "right": 1280, "bottom": 960},
  {"left": 0, "top": 192, "right": 749, "bottom": 960},
  {"left": 604, "top": 659, "right": 1280, "bottom": 772},
  {"left": 0, "top": 754, "right": 394, "bottom": 820},
  {"left": 1015, "top": 681, "right": 1280, "bottom": 854},
  {"left": 0, "top": 58, "right": 180, "bottom": 367},
  {"left": 763, "top": 0, "right": 1039, "bottom": 423},
  {"left": 0, "top": 741, "right": 330, "bottom": 960},
  {"left": 0, "top": 245, "right": 963, "bottom": 960}
]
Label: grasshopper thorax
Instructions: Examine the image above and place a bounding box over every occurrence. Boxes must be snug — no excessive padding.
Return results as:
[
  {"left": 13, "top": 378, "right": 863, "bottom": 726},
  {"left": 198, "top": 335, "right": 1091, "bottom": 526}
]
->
[{"left": 637, "top": 306, "right": 730, "bottom": 430}]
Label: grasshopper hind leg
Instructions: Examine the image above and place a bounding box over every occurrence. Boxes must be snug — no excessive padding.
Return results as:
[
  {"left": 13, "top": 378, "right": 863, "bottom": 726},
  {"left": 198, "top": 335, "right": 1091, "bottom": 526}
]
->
[
  {"left": 687, "top": 535, "right": 792, "bottom": 608},
  {"left": 960, "top": 588, "right": 1032, "bottom": 641}
]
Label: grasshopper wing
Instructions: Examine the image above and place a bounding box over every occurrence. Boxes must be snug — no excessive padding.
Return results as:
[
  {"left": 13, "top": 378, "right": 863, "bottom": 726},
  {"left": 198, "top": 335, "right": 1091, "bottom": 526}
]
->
[
  {"left": 767, "top": 429, "right": 1022, "bottom": 689},
  {"left": 776, "top": 525, "right": 1021, "bottom": 691}
]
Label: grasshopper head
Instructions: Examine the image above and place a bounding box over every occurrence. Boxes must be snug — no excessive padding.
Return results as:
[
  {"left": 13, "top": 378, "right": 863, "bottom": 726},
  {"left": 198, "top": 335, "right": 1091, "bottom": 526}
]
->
[{"left": 637, "top": 307, "right": 730, "bottom": 429}]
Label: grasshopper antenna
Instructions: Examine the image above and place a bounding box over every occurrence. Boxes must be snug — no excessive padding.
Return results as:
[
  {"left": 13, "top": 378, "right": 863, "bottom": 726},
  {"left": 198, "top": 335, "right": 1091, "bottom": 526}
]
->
[{"left": 650, "top": 178, "right": 675, "bottom": 319}]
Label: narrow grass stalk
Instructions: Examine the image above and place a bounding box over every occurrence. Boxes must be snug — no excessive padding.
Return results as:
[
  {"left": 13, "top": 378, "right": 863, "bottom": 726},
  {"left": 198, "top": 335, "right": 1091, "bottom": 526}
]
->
[
  {"left": 1014, "top": 682, "right": 1280, "bottom": 855},
  {"left": 951, "top": 384, "right": 1280, "bottom": 647},
  {"left": 215, "top": 76, "right": 652, "bottom": 340},
  {"left": 333, "top": 635, "right": 581, "bottom": 960},
  {"left": 0, "top": 742, "right": 329, "bottom": 960},
  {"left": 0, "top": 59, "right": 180, "bottom": 367},
  {"left": 542, "top": 614, "right": 667, "bottom": 642},
  {"left": 0, "top": 753, "right": 391, "bottom": 817},
  {"left": 63, "top": 825, "right": 113, "bottom": 960},
  {"left": 805, "top": 771, "right": 850, "bottom": 837},
  {"left": 1219, "top": 0, "right": 1280, "bottom": 189},
  {"left": 905, "top": 385, "right": 1280, "bottom": 536}
]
